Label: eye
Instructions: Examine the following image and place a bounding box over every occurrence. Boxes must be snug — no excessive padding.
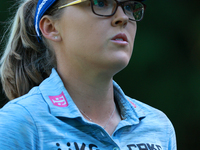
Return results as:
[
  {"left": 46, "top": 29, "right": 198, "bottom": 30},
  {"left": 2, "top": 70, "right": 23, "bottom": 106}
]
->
[
  {"left": 93, "top": 0, "right": 108, "bottom": 7},
  {"left": 124, "top": 4, "right": 132, "bottom": 12},
  {"left": 98, "top": 1, "right": 105, "bottom": 7}
]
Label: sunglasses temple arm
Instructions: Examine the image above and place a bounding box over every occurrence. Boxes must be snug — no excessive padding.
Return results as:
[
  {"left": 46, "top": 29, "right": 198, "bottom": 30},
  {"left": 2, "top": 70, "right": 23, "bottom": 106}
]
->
[{"left": 58, "top": 0, "right": 87, "bottom": 9}]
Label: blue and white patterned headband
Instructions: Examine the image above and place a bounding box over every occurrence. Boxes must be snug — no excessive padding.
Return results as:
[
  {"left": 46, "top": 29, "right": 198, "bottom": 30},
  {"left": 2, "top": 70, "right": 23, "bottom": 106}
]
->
[{"left": 34, "top": 0, "right": 57, "bottom": 41}]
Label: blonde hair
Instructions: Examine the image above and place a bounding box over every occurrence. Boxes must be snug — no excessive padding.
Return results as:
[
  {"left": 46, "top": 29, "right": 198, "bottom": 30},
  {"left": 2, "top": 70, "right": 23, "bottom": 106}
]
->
[{"left": 0, "top": 0, "right": 65, "bottom": 100}]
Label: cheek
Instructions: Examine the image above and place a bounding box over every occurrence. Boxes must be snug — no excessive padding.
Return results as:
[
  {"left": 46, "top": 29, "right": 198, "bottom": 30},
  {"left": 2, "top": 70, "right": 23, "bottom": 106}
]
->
[
  {"left": 61, "top": 26, "right": 105, "bottom": 61},
  {"left": 72, "top": 25, "right": 106, "bottom": 51},
  {"left": 128, "top": 23, "right": 137, "bottom": 43},
  {"left": 62, "top": 17, "right": 103, "bottom": 43}
]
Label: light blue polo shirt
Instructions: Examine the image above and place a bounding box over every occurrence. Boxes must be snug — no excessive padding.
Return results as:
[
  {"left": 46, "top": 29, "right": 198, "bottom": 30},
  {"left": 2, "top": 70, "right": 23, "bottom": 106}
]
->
[{"left": 0, "top": 68, "right": 176, "bottom": 150}]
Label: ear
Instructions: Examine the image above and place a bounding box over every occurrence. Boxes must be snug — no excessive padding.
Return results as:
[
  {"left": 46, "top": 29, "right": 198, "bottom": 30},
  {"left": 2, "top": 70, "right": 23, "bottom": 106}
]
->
[{"left": 39, "top": 15, "right": 61, "bottom": 42}]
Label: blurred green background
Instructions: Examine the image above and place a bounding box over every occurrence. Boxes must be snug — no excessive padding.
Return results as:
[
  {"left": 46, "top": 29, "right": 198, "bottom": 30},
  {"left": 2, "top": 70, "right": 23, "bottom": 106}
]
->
[{"left": 0, "top": 0, "right": 200, "bottom": 149}]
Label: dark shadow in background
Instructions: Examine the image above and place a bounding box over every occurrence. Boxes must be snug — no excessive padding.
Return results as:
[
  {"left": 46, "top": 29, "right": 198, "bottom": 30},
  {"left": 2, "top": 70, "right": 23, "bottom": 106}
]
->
[{"left": 1, "top": 0, "right": 200, "bottom": 149}]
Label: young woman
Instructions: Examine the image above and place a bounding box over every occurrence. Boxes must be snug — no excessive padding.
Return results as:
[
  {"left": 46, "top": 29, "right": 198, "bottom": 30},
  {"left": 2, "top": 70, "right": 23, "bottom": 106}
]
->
[{"left": 0, "top": 0, "right": 177, "bottom": 149}]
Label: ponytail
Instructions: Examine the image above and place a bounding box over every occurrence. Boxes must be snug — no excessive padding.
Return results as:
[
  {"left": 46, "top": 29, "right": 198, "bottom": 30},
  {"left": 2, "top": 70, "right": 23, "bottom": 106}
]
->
[{"left": 0, "top": 0, "right": 64, "bottom": 100}]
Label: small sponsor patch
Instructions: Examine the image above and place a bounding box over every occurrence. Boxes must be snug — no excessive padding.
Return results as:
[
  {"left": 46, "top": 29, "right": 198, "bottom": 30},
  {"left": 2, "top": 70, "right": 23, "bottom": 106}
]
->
[
  {"left": 127, "top": 98, "right": 137, "bottom": 108},
  {"left": 49, "top": 92, "right": 69, "bottom": 107}
]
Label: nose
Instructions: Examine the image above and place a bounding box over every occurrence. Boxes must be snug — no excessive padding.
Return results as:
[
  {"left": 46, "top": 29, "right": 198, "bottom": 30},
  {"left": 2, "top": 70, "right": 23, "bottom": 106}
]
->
[{"left": 111, "top": 6, "right": 129, "bottom": 27}]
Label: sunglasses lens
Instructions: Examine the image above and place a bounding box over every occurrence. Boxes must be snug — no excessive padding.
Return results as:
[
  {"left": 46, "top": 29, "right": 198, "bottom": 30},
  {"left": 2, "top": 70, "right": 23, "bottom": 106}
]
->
[
  {"left": 92, "top": 0, "right": 117, "bottom": 15},
  {"left": 124, "top": 1, "right": 144, "bottom": 21},
  {"left": 92, "top": 0, "right": 144, "bottom": 21}
]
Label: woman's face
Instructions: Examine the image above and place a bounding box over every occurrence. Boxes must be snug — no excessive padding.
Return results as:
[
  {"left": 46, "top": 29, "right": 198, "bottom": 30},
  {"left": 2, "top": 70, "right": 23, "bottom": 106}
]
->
[{"left": 55, "top": 0, "right": 137, "bottom": 76}]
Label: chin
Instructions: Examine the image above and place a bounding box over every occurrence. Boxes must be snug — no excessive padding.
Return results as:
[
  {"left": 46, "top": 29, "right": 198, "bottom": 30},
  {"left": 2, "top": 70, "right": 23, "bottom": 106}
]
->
[
  {"left": 108, "top": 57, "right": 130, "bottom": 76},
  {"left": 115, "top": 53, "right": 131, "bottom": 67}
]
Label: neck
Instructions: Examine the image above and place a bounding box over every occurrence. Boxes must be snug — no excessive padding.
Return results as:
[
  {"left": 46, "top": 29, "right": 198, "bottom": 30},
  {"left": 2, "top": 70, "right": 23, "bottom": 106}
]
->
[
  {"left": 56, "top": 56, "right": 122, "bottom": 135},
  {"left": 57, "top": 66, "right": 121, "bottom": 134},
  {"left": 58, "top": 66, "right": 115, "bottom": 111}
]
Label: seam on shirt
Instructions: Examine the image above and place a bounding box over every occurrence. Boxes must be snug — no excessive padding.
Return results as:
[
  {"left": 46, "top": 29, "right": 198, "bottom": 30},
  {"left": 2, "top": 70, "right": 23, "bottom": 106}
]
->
[
  {"left": 8, "top": 90, "right": 42, "bottom": 106},
  {"left": 15, "top": 103, "right": 41, "bottom": 149},
  {"left": 13, "top": 92, "right": 41, "bottom": 102}
]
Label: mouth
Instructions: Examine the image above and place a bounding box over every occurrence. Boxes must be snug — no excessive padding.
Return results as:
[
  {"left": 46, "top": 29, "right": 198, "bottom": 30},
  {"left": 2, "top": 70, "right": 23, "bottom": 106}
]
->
[{"left": 111, "top": 33, "right": 128, "bottom": 45}]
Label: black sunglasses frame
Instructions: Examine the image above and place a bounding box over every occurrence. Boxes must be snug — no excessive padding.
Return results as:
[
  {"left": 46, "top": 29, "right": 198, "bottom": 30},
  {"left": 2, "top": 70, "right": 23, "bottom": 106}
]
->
[{"left": 89, "top": 0, "right": 146, "bottom": 21}]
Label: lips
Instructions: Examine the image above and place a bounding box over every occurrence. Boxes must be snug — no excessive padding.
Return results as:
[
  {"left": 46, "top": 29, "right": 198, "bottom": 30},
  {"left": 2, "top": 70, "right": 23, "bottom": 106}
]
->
[{"left": 111, "top": 33, "right": 128, "bottom": 42}]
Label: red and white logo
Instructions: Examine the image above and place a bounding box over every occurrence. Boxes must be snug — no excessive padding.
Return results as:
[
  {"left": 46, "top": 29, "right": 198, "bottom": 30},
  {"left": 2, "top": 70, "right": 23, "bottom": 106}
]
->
[{"left": 49, "top": 92, "right": 69, "bottom": 107}]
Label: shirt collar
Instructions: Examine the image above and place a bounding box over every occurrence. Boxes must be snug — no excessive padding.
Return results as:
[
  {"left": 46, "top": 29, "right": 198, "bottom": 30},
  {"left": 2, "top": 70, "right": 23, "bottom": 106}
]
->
[
  {"left": 39, "top": 68, "right": 81, "bottom": 119},
  {"left": 113, "top": 81, "right": 146, "bottom": 125},
  {"left": 39, "top": 68, "right": 146, "bottom": 124}
]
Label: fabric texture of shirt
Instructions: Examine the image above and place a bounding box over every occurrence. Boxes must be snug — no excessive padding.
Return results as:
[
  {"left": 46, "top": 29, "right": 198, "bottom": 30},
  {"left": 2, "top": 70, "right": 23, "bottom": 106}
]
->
[{"left": 0, "top": 68, "right": 177, "bottom": 150}]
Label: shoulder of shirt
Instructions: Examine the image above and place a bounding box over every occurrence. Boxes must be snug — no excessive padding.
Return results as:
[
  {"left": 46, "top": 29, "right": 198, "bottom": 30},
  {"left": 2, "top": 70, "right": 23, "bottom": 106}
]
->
[
  {"left": 128, "top": 96, "right": 176, "bottom": 139},
  {"left": 1, "top": 86, "right": 49, "bottom": 116},
  {"left": 127, "top": 96, "right": 176, "bottom": 145},
  {"left": 126, "top": 96, "right": 174, "bottom": 126},
  {"left": 0, "top": 87, "right": 41, "bottom": 149},
  {"left": 127, "top": 96, "right": 165, "bottom": 115}
]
